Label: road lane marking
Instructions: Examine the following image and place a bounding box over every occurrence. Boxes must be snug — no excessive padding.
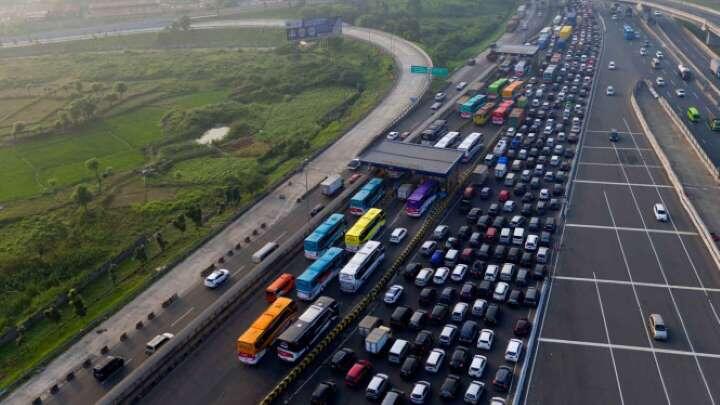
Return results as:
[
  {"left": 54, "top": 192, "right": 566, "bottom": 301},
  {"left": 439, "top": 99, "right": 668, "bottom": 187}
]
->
[
  {"left": 554, "top": 275, "right": 720, "bottom": 292},
  {"left": 170, "top": 307, "right": 195, "bottom": 328},
  {"left": 586, "top": 130, "right": 643, "bottom": 135},
  {"left": 582, "top": 145, "right": 651, "bottom": 151},
  {"left": 573, "top": 179, "right": 673, "bottom": 188},
  {"left": 565, "top": 223, "right": 697, "bottom": 235},
  {"left": 231, "top": 265, "right": 246, "bottom": 278},
  {"left": 273, "top": 230, "right": 289, "bottom": 242},
  {"left": 602, "top": 191, "right": 672, "bottom": 404},
  {"left": 539, "top": 338, "right": 720, "bottom": 359},
  {"left": 579, "top": 162, "right": 661, "bottom": 168},
  {"left": 592, "top": 272, "right": 625, "bottom": 405}
]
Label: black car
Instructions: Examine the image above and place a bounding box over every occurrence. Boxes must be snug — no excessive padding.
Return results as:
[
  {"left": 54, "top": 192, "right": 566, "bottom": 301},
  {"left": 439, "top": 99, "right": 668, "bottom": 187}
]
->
[
  {"left": 493, "top": 366, "right": 514, "bottom": 392},
  {"left": 459, "top": 320, "right": 479, "bottom": 344},
  {"left": 391, "top": 306, "right": 413, "bottom": 329},
  {"left": 488, "top": 203, "right": 500, "bottom": 216},
  {"left": 520, "top": 251, "right": 534, "bottom": 267},
  {"left": 508, "top": 289, "right": 524, "bottom": 306},
  {"left": 513, "top": 318, "right": 532, "bottom": 337},
  {"left": 516, "top": 267, "right": 530, "bottom": 286},
  {"left": 430, "top": 303, "right": 450, "bottom": 325},
  {"left": 311, "top": 379, "right": 337, "bottom": 405},
  {"left": 507, "top": 247, "right": 521, "bottom": 263},
  {"left": 470, "top": 260, "right": 486, "bottom": 278},
  {"left": 548, "top": 198, "right": 561, "bottom": 211},
  {"left": 330, "top": 348, "right": 356, "bottom": 373},
  {"left": 403, "top": 262, "right": 422, "bottom": 281},
  {"left": 419, "top": 288, "right": 437, "bottom": 307},
  {"left": 476, "top": 215, "right": 491, "bottom": 231},
  {"left": 540, "top": 231, "right": 552, "bottom": 247},
  {"left": 533, "top": 264, "right": 547, "bottom": 280},
  {"left": 522, "top": 191, "right": 535, "bottom": 203},
  {"left": 521, "top": 203, "right": 533, "bottom": 216},
  {"left": 477, "top": 244, "right": 491, "bottom": 260},
  {"left": 409, "top": 309, "right": 428, "bottom": 330},
  {"left": 544, "top": 217, "right": 556, "bottom": 232},
  {"left": 552, "top": 183, "right": 564, "bottom": 196},
  {"left": 457, "top": 225, "right": 471, "bottom": 240},
  {"left": 525, "top": 286, "right": 539, "bottom": 307},
  {"left": 439, "top": 287, "right": 457, "bottom": 305},
  {"left": 400, "top": 355, "right": 421, "bottom": 379},
  {"left": 492, "top": 216, "right": 506, "bottom": 229},
  {"left": 466, "top": 208, "right": 483, "bottom": 224},
  {"left": 460, "top": 282, "right": 476, "bottom": 300},
  {"left": 469, "top": 232, "right": 482, "bottom": 247},
  {"left": 440, "top": 374, "right": 462, "bottom": 400},
  {"left": 493, "top": 245, "right": 506, "bottom": 261},
  {"left": 485, "top": 303, "right": 501, "bottom": 325},
  {"left": 478, "top": 280, "right": 493, "bottom": 298},
  {"left": 449, "top": 346, "right": 469, "bottom": 371},
  {"left": 535, "top": 201, "right": 547, "bottom": 214},
  {"left": 381, "top": 389, "right": 405, "bottom": 405}
]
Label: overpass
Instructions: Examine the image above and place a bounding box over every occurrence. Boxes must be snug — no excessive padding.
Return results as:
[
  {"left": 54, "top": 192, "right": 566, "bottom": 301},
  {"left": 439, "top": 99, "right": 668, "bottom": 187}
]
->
[{"left": 617, "top": 0, "right": 720, "bottom": 43}]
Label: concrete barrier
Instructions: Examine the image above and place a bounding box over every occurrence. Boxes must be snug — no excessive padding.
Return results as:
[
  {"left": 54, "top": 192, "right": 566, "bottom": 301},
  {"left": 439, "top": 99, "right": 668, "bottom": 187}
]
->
[{"left": 631, "top": 85, "right": 720, "bottom": 272}]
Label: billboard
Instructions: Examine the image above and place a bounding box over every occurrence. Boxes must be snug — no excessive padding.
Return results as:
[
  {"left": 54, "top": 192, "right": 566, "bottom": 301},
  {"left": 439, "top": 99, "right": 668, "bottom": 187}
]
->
[{"left": 286, "top": 17, "right": 342, "bottom": 41}]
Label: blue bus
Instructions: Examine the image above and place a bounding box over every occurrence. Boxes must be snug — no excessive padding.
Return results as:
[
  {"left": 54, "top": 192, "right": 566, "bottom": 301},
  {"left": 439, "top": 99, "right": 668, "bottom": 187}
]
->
[
  {"left": 304, "top": 213, "right": 347, "bottom": 259},
  {"left": 349, "top": 177, "right": 384, "bottom": 216},
  {"left": 296, "top": 248, "right": 346, "bottom": 301}
]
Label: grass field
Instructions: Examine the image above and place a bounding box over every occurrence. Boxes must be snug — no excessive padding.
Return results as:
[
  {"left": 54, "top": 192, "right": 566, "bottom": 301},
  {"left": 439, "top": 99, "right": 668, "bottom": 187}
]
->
[{"left": 0, "top": 27, "right": 394, "bottom": 392}]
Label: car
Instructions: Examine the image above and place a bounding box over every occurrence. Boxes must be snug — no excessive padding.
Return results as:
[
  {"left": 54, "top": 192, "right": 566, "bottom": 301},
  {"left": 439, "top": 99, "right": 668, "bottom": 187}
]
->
[
  {"left": 513, "top": 318, "right": 532, "bottom": 337},
  {"left": 449, "top": 346, "right": 470, "bottom": 370},
  {"left": 390, "top": 227, "right": 408, "bottom": 244},
  {"left": 345, "top": 359, "right": 373, "bottom": 388},
  {"left": 403, "top": 262, "right": 422, "bottom": 281},
  {"left": 656, "top": 50, "right": 664, "bottom": 59},
  {"left": 410, "top": 380, "right": 431, "bottom": 404},
  {"left": 421, "top": 241, "right": 438, "bottom": 256},
  {"left": 418, "top": 288, "right": 437, "bottom": 307},
  {"left": 468, "top": 354, "right": 487, "bottom": 378},
  {"left": 366, "top": 373, "right": 390, "bottom": 400},
  {"left": 439, "top": 324, "right": 458, "bottom": 347},
  {"left": 456, "top": 81, "right": 468, "bottom": 91},
  {"left": 654, "top": 203, "right": 669, "bottom": 221},
  {"left": 386, "top": 131, "right": 400, "bottom": 141},
  {"left": 384, "top": 285, "right": 404, "bottom": 304},
  {"left": 524, "top": 286, "right": 539, "bottom": 307},
  {"left": 676, "top": 88, "right": 686, "bottom": 97},
  {"left": 451, "top": 264, "right": 468, "bottom": 282},
  {"left": 476, "top": 328, "right": 494, "bottom": 350},
  {"left": 493, "top": 281, "right": 510, "bottom": 301},
  {"left": 431, "top": 303, "right": 450, "bottom": 324},
  {"left": 484, "top": 303, "right": 501, "bottom": 325},
  {"left": 467, "top": 208, "right": 483, "bottom": 224},
  {"left": 440, "top": 374, "right": 462, "bottom": 400},
  {"left": 433, "top": 267, "right": 450, "bottom": 285},
  {"left": 648, "top": 313, "right": 668, "bottom": 340},
  {"left": 331, "top": 348, "right": 357, "bottom": 373},
  {"left": 401, "top": 355, "right": 421, "bottom": 380},
  {"left": 425, "top": 348, "right": 446, "bottom": 373},
  {"left": 381, "top": 389, "right": 406, "bottom": 405},
  {"left": 507, "top": 288, "right": 524, "bottom": 306},
  {"left": 434, "top": 92, "right": 447, "bottom": 101},
  {"left": 609, "top": 129, "right": 620, "bottom": 142},
  {"left": 505, "top": 338, "right": 523, "bottom": 362},
  {"left": 311, "top": 379, "right": 337, "bottom": 404},
  {"left": 656, "top": 77, "right": 665, "bottom": 86},
  {"left": 347, "top": 158, "right": 362, "bottom": 170},
  {"left": 464, "top": 380, "right": 486, "bottom": 405},
  {"left": 430, "top": 102, "right": 443, "bottom": 110},
  {"left": 493, "top": 366, "right": 514, "bottom": 392},
  {"left": 433, "top": 225, "right": 450, "bottom": 240},
  {"left": 415, "top": 268, "right": 434, "bottom": 287},
  {"left": 471, "top": 299, "right": 487, "bottom": 317},
  {"left": 606, "top": 86, "right": 614, "bottom": 96},
  {"left": 204, "top": 268, "right": 230, "bottom": 288},
  {"left": 608, "top": 61, "right": 616, "bottom": 70}
]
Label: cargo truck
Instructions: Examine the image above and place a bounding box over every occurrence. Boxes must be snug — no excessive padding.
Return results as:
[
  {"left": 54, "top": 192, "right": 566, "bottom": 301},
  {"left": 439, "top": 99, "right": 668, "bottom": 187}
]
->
[
  {"left": 397, "top": 184, "right": 414, "bottom": 200},
  {"left": 711, "top": 58, "right": 720, "bottom": 79},
  {"left": 320, "top": 175, "right": 343, "bottom": 196},
  {"left": 508, "top": 108, "right": 526, "bottom": 127},
  {"left": 677, "top": 64, "right": 691, "bottom": 81},
  {"left": 365, "top": 326, "right": 392, "bottom": 354}
]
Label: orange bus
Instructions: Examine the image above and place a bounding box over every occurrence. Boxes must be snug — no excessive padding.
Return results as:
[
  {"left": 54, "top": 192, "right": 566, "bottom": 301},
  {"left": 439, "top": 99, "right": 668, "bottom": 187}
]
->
[
  {"left": 501, "top": 80, "right": 524, "bottom": 99},
  {"left": 236, "top": 297, "right": 298, "bottom": 364},
  {"left": 265, "top": 273, "right": 295, "bottom": 303}
]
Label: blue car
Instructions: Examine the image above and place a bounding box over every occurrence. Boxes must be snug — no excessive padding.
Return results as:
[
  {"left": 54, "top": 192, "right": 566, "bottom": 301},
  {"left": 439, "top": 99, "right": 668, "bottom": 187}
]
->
[{"left": 431, "top": 249, "right": 445, "bottom": 267}]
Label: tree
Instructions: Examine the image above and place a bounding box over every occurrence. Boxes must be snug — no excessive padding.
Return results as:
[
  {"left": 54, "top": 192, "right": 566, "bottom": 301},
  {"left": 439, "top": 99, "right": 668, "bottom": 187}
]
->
[
  {"left": 11, "top": 121, "right": 25, "bottom": 141},
  {"left": 85, "top": 158, "right": 102, "bottom": 192},
  {"left": 72, "top": 295, "right": 86, "bottom": 316},
  {"left": 47, "top": 178, "right": 58, "bottom": 199},
  {"left": 91, "top": 82, "right": 103, "bottom": 93},
  {"left": 104, "top": 92, "right": 119, "bottom": 104},
  {"left": 186, "top": 206, "right": 203, "bottom": 227},
  {"left": 179, "top": 15, "right": 192, "bottom": 31},
  {"left": 72, "top": 185, "right": 93, "bottom": 212},
  {"left": 113, "top": 82, "right": 127, "bottom": 98},
  {"left": 172, "top": 214, "right": 187, "bottom": 232},
  {"left": 134, "top": 243, "right": 148, "bottom": 266},
  {"left": 44, "top": 306, "right": 61, "bottom": 322},
  {"left": 155, "top": 232, "right": 167, "bottom": 251},
  {"left": 102, "top": 167, "right": 113, "bottom": 179}
]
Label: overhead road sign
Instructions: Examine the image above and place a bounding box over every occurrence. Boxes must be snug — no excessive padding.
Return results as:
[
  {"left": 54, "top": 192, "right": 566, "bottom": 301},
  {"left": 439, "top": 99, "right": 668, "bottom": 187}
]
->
[
  {"left": 409, "top": 66, "right": 449, "bottom": 77},
  {"left": 286, "top": 17, "right": 342, "bottom": 41}
]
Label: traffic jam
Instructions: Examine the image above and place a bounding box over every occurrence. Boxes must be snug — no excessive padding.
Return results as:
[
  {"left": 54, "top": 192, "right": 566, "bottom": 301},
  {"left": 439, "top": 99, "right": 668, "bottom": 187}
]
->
[{"left": 301, "top": 2, "right": 601, "bottom": 404}]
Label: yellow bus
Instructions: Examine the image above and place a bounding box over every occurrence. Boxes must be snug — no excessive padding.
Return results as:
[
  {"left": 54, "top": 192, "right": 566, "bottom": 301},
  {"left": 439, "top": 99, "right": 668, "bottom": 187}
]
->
[
  {"left": 474, "top": 102, "right": 496, "bottom": 126},
  {"left": 344, "top": 208, "right": 386, "bottom": 252},
  {"left": 236, "top": 297, "right": 298, "bottom": 364}
]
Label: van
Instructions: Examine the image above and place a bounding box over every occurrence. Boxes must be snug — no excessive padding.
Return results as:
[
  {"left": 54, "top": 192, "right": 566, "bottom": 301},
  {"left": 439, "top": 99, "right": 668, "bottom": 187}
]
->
[
  {"left": 421, "top": 241, "right": 437, "bottom": 256},
  {"left": 439, "top": 324, "right": 458, "bottom": 346},
  {"left": 145, "top": 332, "right": 174, "bottom": 356},
  {"left": 499, "top": 228, "right": 512, "bottom": 244},
  {"left": 512, "top": 228, "right": 525, "bottom": 246},
  {"left": 504, "top": 173, "right": 516, "bottom": 187},
  {"left": 484, "top": 264, "right": 499, "bottom": 282},
  {"left": 484, "top": 153, "right": 497, "bottom": 167},
  {"left": 359, "top": 315, "right": 383, "bottom": 337},
  {"left": 415, "top": 268, "right": 434, "bottom": 287},
  {"left": 524, "top": 234, "right": 539, "bottom": 251},
  {"left": 93, "top": 355, "right": 125, "bottom": 381},
  {"left": 464, "top": 380, "right": 486, "bottom": 404},
  {"left": 451, "top": 302, "right": 469, "bottom": 322},
  {"left": 500, "top": 263, "right": 516, "bottom": 282},
  {"left": 388, "top": 339, "right": 411, "bottom": 363},
  {"left": 366, "top": 373, "right": 390, "bottom": 400},
  {"left": 472, "top": 299, "right": 487, "bottom": 317},
  {"left": 536, "top": 246, "right": 550, "bottom": 264},
  {"left": 445, "top": 249, "right": 459, "bottom": 266}
]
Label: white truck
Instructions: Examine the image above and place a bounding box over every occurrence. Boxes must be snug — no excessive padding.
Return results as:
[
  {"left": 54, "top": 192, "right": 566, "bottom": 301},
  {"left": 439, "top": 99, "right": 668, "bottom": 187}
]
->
[
  {"left": 397, "top": 184, "right": 414, "bottom": 200},
  {"left": 320, "top": 175, "right": 343, "bottom": 196},
  {"left": 365, "top": 325, "right": 392, "bottom": 354}
]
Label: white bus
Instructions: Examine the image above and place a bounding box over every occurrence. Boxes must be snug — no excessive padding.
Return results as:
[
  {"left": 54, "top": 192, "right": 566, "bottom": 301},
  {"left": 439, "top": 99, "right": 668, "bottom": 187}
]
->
[
  {"left": 434, "top": 131, "right": 461, "bottom": 149},
  {"left": 338, "top": 241, "right": 385, "bottom": 293},
  {"left": 457, "top": 132, "right": 484, "bottom": 162},
  {"left": 252, "top": 242, "right": 279, "bottom": 263}
]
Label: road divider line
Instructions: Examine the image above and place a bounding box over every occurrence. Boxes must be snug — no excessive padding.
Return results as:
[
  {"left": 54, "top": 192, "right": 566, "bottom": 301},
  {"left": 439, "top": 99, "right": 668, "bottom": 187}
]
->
[
  {"left": 565, "top": 223, "right": 697, "bottom": 235},
  {"left": 554, "top": 275, "right": 720, "bottom": 292},
  {"left": 573, "top": 179, "right": 673, "bottom": 188},
  {"left": 540, "top": 337, "right": 720, "bottom": 359},
  {"left": 582, "top": 145, "right": 651, "bottom": 151},
  {"left": 231, "top": 265, "right": 246, "bottom": 278},
  {"left": 592, "top": 272, "right": 625, "bottom": 405},
  {"left": 170, "top": 307, "right": 195, "bottom": 328},
  {"left": 579, "top": 161, "right": 662, "bottom": 168}
]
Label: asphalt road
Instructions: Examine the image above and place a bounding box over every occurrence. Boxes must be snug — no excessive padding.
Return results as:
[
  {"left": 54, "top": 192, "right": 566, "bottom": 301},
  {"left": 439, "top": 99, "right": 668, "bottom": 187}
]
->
[{"left": 524, "top": 3, "right": 720, "bottom": 404}]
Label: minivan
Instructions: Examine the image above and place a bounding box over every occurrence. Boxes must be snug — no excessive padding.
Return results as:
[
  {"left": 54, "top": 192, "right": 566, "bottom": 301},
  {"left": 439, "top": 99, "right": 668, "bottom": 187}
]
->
[
  {"left": 93, "top": 355, "right": 125, "bottom": 381},
  {"left": 484, "top": 264, "right": 499, "bottom": 282},
  {"left": 439, "top": 324, "right": 458, "bottom": 347},
  {"left": 366, "top": 373, "right": 390, "bottom": 400},
  {"left": 388, "top": 339, "right": 411, "bottom": 364},
  {"left": 512, "top": 227, "right": 525, "bottom": 246},
  {"left": 451, "top": 302, "right": 469, "bottom": 322},
  {"left": 425, "top": 348, "right": 446, "bottom": 373},
  {"left": 421, "top": 241, "right": 437, "bottom": 256},
  {"left": 504, "top": 173, "right": 516, "bottom": 187},
  {"left": 445, "top": 249, "right": 459, "bottom": 266},
  {"left": 145, "top": 332, "right": 174, "bottom": 356},
  {"left": 415, "top": 268, "right": 434, "bottom": 287},
  {"left": 499, "top": 228, "right": 512, "bottom": 244},
  {"left": 536, "top": 247, "right": 550, "bottom": 264},
  {"left": 524, "top": 234, "right": 539, "bottom": 251},
  {"left": 464, "top": 380, "right": 486, "bottom": 404},
  {"left": 500, "top": 263, "right": 516, "bottom": 282}
]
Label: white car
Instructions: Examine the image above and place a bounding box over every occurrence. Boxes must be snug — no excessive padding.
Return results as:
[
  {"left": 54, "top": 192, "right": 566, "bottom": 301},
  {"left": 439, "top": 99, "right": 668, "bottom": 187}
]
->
[
  {"left": 477, "top": 328, "right": 495, "bottom": 350},
  {"left": 468, "top": 354, "right": 487, "bottom": 378},
  {"left": 505, "top": 338, "right": 524, "bottom": 363},
  {"left": 656, "top": 50, "right": 664, "bottom": 59},
  {"left": 608, "top": 61, "right": 616, "bottom": 70},
  {"left": 653, "top": 203, "right": 669, "bottom": 222},
  {"left": 410, "top": 381, "right": 431, "bottom": 404},
  {"left": 464, "top": 380, "right": 486, "bottom": 405},
  {"left": 204, "top": 268, "right": 230, "bottom": 288},
  {"left": 493, "top": 282, "right": 510, "bottom": 301},
  {"left": 383, "top": 284, "right": 404, "bottom": 304},
  {"left": 433, "top": 225, "right": 450, "bottom": 240},
  {"left": 425, "top": 348, "right": 446, "bottom": 373},
  {"left": 656, "top": 77, "right": 665, "bottom": 86},
  {"left": 539, "top": 188, "right": 550, "bottom": 200},
  {"left": 675, "top": 89, "right": 686, "bottom": 97},
  {"left": 433, "top": 267, "right": 450, "bottom": 285},
  {"left": 456, "top": 81, "right": 468, "bottom": 91},
  {"left": 390, "top": 227, "right": 408, "bottom": 244},
  {"left": 654, "top": 10, "right": 662, "bottom": 16},
  {"left": 450, "top": 264, "right": 468, "bottom": 282},
  {"left": 640, "top": 47, "right": 647, "bottom": 56},
  {"left": 606, "top": 85, "right": 615, "bottom": 96},
  {"left": 386, "top": 131, "right": 400, "bottom": 141}
]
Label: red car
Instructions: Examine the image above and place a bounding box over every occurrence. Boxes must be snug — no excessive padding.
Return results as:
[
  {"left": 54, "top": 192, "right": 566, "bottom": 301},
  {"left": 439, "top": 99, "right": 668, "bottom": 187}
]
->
[
  {"left": 498, "top": 190, "right": 510, "bottom": 202},
  {"left": 348, "top": 173, "right": 363, "bottom": 184},
  {"left": 345, "top": 359, "right": 373, "bottom": 388}
]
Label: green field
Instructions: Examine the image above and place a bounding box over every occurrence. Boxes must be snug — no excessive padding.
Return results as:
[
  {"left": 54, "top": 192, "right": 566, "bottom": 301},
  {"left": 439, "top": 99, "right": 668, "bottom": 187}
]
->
[{"left": 0, "top": 27, "right": 394, "bottom": 391}]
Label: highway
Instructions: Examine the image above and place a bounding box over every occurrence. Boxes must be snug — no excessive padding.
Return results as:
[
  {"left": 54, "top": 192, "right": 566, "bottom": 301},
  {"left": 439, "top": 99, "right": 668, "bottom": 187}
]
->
[{"left": 524, "top": 3, "right": 720, "bottom": 404}]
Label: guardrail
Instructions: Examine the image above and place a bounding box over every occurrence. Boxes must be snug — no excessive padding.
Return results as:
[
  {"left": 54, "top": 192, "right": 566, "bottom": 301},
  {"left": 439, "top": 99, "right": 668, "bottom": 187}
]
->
[{"left": 617, "top": 0, "right": 720, "bottom": 37}]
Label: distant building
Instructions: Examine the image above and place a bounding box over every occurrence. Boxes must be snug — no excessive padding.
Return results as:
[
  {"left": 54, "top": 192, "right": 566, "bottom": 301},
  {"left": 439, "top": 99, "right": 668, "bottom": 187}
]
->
[{"left": 88, "top": 0, "right": 162, "bottom": 18}]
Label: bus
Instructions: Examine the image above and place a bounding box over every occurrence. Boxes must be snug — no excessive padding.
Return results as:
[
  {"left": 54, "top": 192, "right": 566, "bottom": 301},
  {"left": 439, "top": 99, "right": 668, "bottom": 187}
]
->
[
  {"left": 349, "top": 177, "right": 384, "bottom": 216},
  {"left": 491, "top": 100, "right": 515, "bottom": 125},
  {"left": 296, "top": 247, "right": 346, "bottom": 301},
  {"left": 457, "top": 132, "right": 484, "bottom": 163},
  {"left": 345, "top": 208, "right": 386, "bottom": 251},
  {"left": 405, "top": 179, "right": 439, "bottom": 217},
  {"left": 434, "top": 131, "right": 461, "bottom": 149},
  {"left": 236, "top": 297, "right": 298, "bottom": 364},
  {"left": 474, "top": 102, "right": 496, "bottom": 126},
  {"left": 265, "top": 273, "right": 295, "bottom": 303},
  {"left": 501, "top": 80, "right": 524, "bottom": 99},
  {"left": 252, "top": 242, "right": 279, "bottom": 264},
  {"left": 276, "top": 296, "right": 339, "bottom": 362},
  {"left": 339, "top": 240, "right": 385, "bottom": 293},
  {"left": 459, "top": 94, "right": 487, "bottom": 119},
  {"left": 303, "top": 213, "right": 347, "bottom": 259},
  {"left": 487, "top": 78, "right": 509, "bottom": 98}
]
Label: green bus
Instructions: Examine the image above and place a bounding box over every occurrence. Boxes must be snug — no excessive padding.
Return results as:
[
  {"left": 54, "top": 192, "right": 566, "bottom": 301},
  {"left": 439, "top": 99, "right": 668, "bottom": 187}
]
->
[{"left": 487, "top": 78, "right": 509, "bottom": 97}]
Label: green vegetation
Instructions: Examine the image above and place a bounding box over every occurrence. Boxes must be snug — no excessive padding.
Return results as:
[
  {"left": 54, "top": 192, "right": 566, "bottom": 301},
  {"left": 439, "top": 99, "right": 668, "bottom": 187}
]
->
[{"left": 0, "top": 28, "right": 394, "bottom": 390}]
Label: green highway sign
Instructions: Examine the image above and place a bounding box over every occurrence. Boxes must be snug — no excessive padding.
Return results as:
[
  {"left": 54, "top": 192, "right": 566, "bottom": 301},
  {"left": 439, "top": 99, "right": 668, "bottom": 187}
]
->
[
  {"left": 410, "top": 65, "right": 449, "bottom": 77},
  {"left": 431, "top": 67, "right": 449, "bottom": 77},
  {"left": 410, "top": 65, "right": 429, "bottom": 74}
]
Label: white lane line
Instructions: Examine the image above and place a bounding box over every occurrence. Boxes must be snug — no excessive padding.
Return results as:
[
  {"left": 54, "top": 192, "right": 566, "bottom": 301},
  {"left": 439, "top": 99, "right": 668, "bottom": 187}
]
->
[
  {"left": 540, "top": 338, "right": 720, "bottom": 359},
  {"left": 273, "top": 230, "right": 289, "bottom": 242},
  {"left": 554, "top": 275, "right": 720, "bottom": 292},
  {"left": 170, "top": 307, "right": 195, "bottom": 328},
  {"left": 231, "top": 265, "right": 246, "bottom": 278},
  {"left": 586, "top": 130, "right": 643, "bottom": 135},
  {"left": 564, "top": 223, "right": 698, "bottom": 235},
  {"left": 573, "top": 179, "right": 673, "bottom": 188},
  {"left": 583, "top": 145, "right": 651, "bottom": 151},
  {"left": 579, "top": 161, "right": 662, "bottom": 168},
  {"left": 693, "top": 91, "right": 700, "bottom": 99},
  {"left": 602, "top": 190, "right": 672, "bottom": 404},
  {"left": 593, "top": 272, "right": 626, "bottom": 405}
]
